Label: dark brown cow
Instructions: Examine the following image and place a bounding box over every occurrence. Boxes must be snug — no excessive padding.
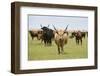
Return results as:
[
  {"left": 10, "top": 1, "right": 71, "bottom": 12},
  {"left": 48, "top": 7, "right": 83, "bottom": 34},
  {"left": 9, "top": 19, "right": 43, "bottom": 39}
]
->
[
  {"left": 75, "top": 31, "right": 82, "bottom": 45},
  {"left": 71, "top": 31, "right": 82, "bottom": 45}
]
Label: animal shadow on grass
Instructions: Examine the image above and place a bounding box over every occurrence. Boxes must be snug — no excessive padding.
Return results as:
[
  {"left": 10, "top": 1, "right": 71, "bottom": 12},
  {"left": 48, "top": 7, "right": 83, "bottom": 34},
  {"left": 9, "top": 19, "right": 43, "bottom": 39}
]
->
[
  {"left": 32, "top": 42, "right": 42, "bottom": 46},
  {"left": 63, "top": 52, "right": 68, "bottom": 55},
  {"left": 58, "top": 52, "right": 68, "bottom": 55},
  {"left": 37, "top": 43, "right": 42, "bottom": 45}
]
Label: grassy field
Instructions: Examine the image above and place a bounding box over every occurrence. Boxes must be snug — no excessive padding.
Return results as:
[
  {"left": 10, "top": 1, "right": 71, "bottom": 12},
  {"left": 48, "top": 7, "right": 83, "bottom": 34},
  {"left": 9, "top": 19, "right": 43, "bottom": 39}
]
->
[{"left": 28, "top": 33, "right": 88, "bottom": 60}]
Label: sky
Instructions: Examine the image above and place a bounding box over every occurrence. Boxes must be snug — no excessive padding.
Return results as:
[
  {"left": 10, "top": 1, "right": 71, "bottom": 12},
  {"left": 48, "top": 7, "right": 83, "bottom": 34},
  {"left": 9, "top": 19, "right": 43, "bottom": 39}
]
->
[{"left": 28, "top": 15, "right": 88, "bottom": 31}]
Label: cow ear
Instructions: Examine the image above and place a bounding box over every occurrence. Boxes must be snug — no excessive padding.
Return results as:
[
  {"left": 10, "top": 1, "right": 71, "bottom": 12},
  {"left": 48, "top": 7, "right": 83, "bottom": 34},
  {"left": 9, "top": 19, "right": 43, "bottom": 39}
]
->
[
  {"left": 63, "top": 31, "right": 66, "bottom": 33},
  {"left": 63, "top": 31, "right": 66, "bottom": 34},
  {"left": 55, "top": 30, "right": 59, "bottom": 35}
]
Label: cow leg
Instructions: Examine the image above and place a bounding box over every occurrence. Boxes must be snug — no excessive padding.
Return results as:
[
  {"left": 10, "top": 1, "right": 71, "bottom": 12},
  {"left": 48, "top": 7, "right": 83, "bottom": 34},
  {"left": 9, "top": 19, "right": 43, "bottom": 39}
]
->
[
  {"left": 49, "top": 39, "right": 52, "bottom": 46},
  {"left": 61, "top": 46, "right": 64, "bottom": 54},
  {"left": 75, "top": 37, "right": 77, "bottom": 45},
  {"left": 78, "top": 39, "right": 79, "bottom": 45},
  {"left": 76, "top": 38, "right": 78, "bottom": 45},
  {"left": 81, "top": 39, "right": 82, "bottom": 45},
  {"left": 57, "top": 46, "right": 60, "bottom": 54},
  {"left": 41, "top": 39, "right": 43, "bottom": 43},
  {"left": 84, "top": 35, "right": 85, "bottom": 38},
  {"left": 77, "top": 40, "right": 78, "bottom": 45},
  {"left": 44, "top": 40, "right": 46, "bottom": 46},
  {"left": 32, "top": 37, "right": 34, "bottom": 40},
  {"left": 48, "top": 40, "right": 50, "bottom": 46},
  {"left": 46, "top": 40, "right": 48, "bottom": 46},
  {"left": 50, "top": 40, "right": 52, "bottom": 45},
  {"left": 36, "top": 36, "right": 38, "bottom": 40},
  {"left": 47, "top": 40, "right": 49, "bottom": 46}
]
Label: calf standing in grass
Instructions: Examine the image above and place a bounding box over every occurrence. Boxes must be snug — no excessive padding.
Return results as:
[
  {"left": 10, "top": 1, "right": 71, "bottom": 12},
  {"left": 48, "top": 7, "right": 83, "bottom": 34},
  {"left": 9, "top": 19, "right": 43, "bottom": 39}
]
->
[{"left": 53, "top": 25, "right": 68, "bottom": 54}]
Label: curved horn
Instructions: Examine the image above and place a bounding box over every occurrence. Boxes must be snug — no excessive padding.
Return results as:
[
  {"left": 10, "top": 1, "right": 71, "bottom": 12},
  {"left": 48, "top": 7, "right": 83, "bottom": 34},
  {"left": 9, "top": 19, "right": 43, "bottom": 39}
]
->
[
  {"left": 53, "top": 25, "right": 58, "bottom": 34},
  {"left": 53, "top": 25, "right": 57, "bottom": 31},
  {"left": 48, "top": 24, "right": 50, "bottom": 27},
  {"left": 64, "top": 24, "right": 69, "bottom": 32},
  {"left": 40, "top": 24, "right": 42, "bottom": 28},
  {"left": 63, "top": 24, "right": 69, "bottom": 34}
]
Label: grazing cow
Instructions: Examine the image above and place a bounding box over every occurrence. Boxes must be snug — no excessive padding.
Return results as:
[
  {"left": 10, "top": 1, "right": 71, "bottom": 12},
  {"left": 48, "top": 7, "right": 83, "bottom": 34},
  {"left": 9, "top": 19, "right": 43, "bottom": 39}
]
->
[
  {"left": 81, "top": 32, "right": 86, "bottom": 38},
  {"left": 86, "top": 32, "right": 88, "bottom": 37},
  {"left": 53, "top": 25, "right": 68, "bottom": 54},
  {"left": 71, "top": 31, "right": 76, "bottom": 38},
  {"left": 41, "top": 25, "right": 54, "bottom": 46},
  {"left": 37, "top": 29, "right": 43, "bottom": 40},
  {"left": 75, "top": 31, "right": 82, "bottom": 45},
  {"left": 29, "top": 29, "right": 43, "bottom": 40},
  {"left": 71, "top": 31, "right": 82, "bottom": 45}
]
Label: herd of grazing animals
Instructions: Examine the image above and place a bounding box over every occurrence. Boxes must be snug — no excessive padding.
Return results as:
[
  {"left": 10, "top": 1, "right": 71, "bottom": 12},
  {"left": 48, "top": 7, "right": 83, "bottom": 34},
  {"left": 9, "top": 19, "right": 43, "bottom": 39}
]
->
[{"left": 29, "top": 25, "right": 87, "bottom": 54}]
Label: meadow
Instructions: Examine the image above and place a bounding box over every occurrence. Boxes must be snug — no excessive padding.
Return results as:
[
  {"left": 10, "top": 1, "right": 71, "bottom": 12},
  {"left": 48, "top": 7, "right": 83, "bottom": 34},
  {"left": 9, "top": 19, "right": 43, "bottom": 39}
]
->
[{"left": 28, "top": 33, "right": 88, "bottom": 60}]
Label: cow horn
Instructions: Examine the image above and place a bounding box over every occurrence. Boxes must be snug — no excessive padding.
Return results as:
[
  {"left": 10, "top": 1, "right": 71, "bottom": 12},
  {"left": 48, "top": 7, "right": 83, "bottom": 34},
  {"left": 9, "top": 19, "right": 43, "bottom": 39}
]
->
[
  {"left": 48, "top": 24, "right": 50, "bottom": 27},
  {"left": 63, "top": 25, "right": 69, "bottom": 34},
  {"left": 53, "top": 25, "right": 58, "bottom": 34},
  {"left": 40, "top": 24, "right": 42, "bottom": 28},
  {"left": 64, "top": 24, "right": 69, "bottom": 32}
]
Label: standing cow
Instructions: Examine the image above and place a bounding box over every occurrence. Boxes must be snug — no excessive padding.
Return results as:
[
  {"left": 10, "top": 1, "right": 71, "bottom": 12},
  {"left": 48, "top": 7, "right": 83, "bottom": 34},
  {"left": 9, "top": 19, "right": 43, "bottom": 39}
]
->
[
  {"left": 29, "top": 29, "right": 43, "bottom": 40},
  {"left": 71, "top": 31, "right": 82, "bottom": 45},
  {"left": 75, "top": 31, "right": 82, "bottom": 45},
  {"left": 81, "top": 32, "right": 86, "bottom": 38},
  {"left": 41, "top": 25, "right": 54, "bottom": 46},
  {"left": 53, "top": 25, "right": 68, "bottom": 54}
]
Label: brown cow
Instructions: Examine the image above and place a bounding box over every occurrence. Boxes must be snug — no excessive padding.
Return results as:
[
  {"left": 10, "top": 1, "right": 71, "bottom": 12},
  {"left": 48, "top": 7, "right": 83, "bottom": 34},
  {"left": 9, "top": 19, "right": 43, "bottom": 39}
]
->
[
  {"left": 71, "top": 31, "right": 82, "bottom": 45},
  {"left": 29, "top": 29, "right": 43, "bottom": 40}
]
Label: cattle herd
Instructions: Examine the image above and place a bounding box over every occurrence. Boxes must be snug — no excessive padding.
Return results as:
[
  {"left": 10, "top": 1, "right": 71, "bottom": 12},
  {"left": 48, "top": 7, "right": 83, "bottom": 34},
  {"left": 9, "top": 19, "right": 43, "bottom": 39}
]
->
[{"left": 29, "top": 25, "right": 88, "bottom": 54}]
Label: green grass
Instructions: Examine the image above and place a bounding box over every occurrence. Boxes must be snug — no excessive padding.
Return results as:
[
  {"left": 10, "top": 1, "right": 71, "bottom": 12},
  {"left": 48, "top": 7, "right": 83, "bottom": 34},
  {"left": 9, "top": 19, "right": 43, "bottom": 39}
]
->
[{"left": 28, "top": 33, "right": 88, "bottom": 60}]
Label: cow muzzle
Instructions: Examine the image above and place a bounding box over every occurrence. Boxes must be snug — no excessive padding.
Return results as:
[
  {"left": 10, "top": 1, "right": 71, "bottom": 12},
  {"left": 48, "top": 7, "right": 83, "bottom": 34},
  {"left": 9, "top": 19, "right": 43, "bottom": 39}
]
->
[{"left": 59, "top": 38, "right": 63, "bottom": 42}]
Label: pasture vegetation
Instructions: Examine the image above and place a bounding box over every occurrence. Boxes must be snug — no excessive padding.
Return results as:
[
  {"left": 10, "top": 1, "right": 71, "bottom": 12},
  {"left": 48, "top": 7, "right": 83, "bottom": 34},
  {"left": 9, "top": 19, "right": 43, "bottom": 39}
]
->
[{"left": 28, "top": 33, "right": 88, "bottom": 60}]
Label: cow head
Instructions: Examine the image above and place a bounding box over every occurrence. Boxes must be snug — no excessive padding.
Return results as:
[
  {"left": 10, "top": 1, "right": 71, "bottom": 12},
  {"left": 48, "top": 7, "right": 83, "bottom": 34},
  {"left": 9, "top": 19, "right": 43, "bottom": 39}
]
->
[
  {"left": 53, "top": 25, "right": 68, "bottom": 35},
  {"left": 40, "top": 24, "right": 49, "bottom": 31},
  {"left": 53, "top": 25, "right": 68, "bottom": 41}
]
